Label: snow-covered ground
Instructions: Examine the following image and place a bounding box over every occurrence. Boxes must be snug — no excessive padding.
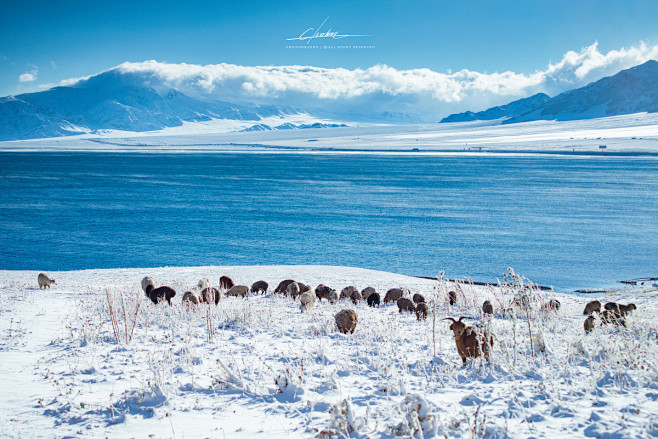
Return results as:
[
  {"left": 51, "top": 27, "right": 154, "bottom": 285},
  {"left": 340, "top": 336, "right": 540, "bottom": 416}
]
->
[
  {"left": 1, "top": 112, "right": 658, "bottom": 154},
  {"left": 1, "top": 266, "right": 657, "bottom": 438}
]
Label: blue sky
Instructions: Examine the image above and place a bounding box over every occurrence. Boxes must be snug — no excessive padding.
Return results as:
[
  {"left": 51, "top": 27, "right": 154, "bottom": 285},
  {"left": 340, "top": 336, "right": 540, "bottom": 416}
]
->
[{"left": 1, "top": 0, "right": 657, "bottom": 99}]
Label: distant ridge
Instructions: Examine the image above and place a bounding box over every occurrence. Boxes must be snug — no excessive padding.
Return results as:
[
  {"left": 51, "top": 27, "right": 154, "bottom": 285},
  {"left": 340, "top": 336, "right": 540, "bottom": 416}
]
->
[{"left": 441, "top": 60, "right": 658, "bottom": 124}]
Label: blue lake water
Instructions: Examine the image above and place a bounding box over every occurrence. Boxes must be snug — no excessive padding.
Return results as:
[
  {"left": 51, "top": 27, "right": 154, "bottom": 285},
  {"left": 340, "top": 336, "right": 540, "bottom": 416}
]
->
[{"left": 1, "top": 152, "right": 657, "bottom": 291}]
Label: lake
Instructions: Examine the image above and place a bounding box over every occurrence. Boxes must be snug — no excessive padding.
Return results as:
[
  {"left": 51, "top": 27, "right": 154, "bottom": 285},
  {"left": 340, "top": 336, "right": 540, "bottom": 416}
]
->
[{"left": 1, "top": 152, "right": 656, "bottom": 291}]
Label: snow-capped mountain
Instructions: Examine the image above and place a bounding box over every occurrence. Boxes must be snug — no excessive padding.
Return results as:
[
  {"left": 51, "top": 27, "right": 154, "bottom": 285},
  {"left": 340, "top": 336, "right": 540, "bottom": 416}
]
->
[{"left": 441, "top": 60, "right": 658, "bottom": 124}]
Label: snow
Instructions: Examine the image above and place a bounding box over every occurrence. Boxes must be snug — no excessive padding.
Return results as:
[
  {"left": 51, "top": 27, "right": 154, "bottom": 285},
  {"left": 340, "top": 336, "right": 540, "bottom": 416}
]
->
[
  {"left": 2, "top": 112, "right": 658, "bottom": 155},
  {"left": 1, "top": 265, "right": 657, "bottom": 438}
]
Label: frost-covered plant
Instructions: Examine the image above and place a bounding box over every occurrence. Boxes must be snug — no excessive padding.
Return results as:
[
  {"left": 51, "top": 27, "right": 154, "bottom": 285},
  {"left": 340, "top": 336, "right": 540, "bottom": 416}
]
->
[{"left": 105, "top": 288, "right": 141, "bottom": 345}]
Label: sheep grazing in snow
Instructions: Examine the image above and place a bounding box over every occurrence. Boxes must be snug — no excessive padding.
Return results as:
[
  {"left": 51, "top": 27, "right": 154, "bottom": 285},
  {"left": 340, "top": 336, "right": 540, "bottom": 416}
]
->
[
  {"left": 38, "top": 273, "right": 56, "bottom": 289},
  {"left": 250, "top": 280, "right": 268, "bottom": 294},
  {"left": 444, "top": 316, "right": 493, "bottom": 365},
  {"left": 604, "top": 302, "right": 620, "bottom": 312},
  {"left": 275, "top": 279, "right": 295, "bottom": 294},
  {"left": 384, "top": 288, "right": 404, "bottom": 304},
  {"left": 219, "top": 276, "right": 234, "bottom": 290},
  {"left": 335, "top": 309, "right": 358, "bottom": 334},
  {"left": 448, "top": 291, "right": 458, "bottom": 306},
  {"left": 412, "top": 293, "right": 425, "bottom": 304},
  {"left": 584, "top": 316, "right": 595, "bottom": 333},
  {"left": 145, "top": 284, "right": 176, "bottom": 305},
  {"left": 286, "top": 282, "right": 301, "bottom": 299},
  {"left": 200, "top": 287, "right": 221, "bottom": 305},
  {"left": 397, "top": 297, "right": 416, "bottom": 313},
  {"left": 361, "top": 287, "right": 376, "bottom": 300},
  {"left": 340, "top": 286, "right": 359, "bottom": 300},
  {"left": 415, "top": 302, "right": 429, "bottom": 321},
  {"left": 350, "top": 291, "right": 363, "bottom": 304},
  {"left": 198, "top": 277, "right": 211, "bottom": 290},
  {"left": 299, "top": 291, "right": 317, "bottom": 312},
  {"left": 141, "top": 276, "right": 155, "bottom": 293},
  {"left": 226, "top": 285, "right": 249, "bottom": 298},
  {"left": 182, "top": 291, "right": 200, "bottom": 306},
  {"left": 541, "top": 299, "right": 561, "bottom": 313},
  {"left": 482, "top": 300, "right": 494, "bottom": 315},
  {"left": 298, "top": 283, "right": 312, "bottom": 294},
  {"left": 329, "top": 290, "right": 339, "bottom": 305},
  {"left": 315, "top": 284, "right": 334, "bottom": 301},
  {"left": 367, "top": 292, "right": 381, "bottom": 307},
  {"left": 618, "top": 303, "right": 637, "bottom": 316},
  {"left": 583, "top": 300, "right": 601, "bottom": 315}
]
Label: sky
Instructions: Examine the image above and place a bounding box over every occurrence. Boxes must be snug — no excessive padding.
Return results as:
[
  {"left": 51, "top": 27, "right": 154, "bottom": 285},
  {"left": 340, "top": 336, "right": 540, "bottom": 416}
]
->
[{"left": 1, "top": 0, "right": 657, "bottom": 116}]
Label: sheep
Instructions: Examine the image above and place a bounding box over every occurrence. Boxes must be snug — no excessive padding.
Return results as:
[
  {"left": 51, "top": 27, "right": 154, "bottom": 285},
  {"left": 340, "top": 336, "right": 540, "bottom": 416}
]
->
[
  {"left": 299, "top": 291, "right": 317, "bottom": 312},
  {"left": 350, "top": 291, "right": 363, "bottom": 304},
  {"left": 412, "top": 293, "right": 425, "bottom": 304},
  {"left": 384, "top": 288, "right": 404, "bottom": 304},
  {"left": 226, "top": 285, "right": 249, "bottom": 298},
  {"left": 182, "top": 291, "right": 200, "bottom": 306},
  {"left": 482, "top": 300, "right": 494, "bottom": 315},
  {"left": 367, "top": 292, "right": 381, "bottom": 308},
  {"left": 250, "top": 280, "right": 268, "bottom": 294},
  {"left": 198, "top": 277, "right": 211, "bottom": 290},
  {"left": 315, "top": 284, "right": 334, "bottom": 301},
  {"left": 583, "top": 300, "right": 601, "bottom": 315},
  {"left": 145, "top": 284, "right": 176, "bottom": 305},
  {"left": 444, "top": 316, "right": 492, "bottom": 365},
  {"left": 584, "top": 315, "right": 595, "bottom": 333},
  {"left": 397, "top": 297, "right": 416, "bottom": 313},
  {"left": 286, "top": 282, "right": 301, "bottom": 299},
  {"left": 341, "top": 286, "right": 359, "bottom": 300},
  {"left": 619, "top": 303, "right": 637, "bottom": 316},
  {"left": 541, "top": 299, "right": 561, "bottom": 312},
  {"left": 299, "top": 283, "right": 312, "bottom": 294},
  {"left": 141, "top": 276, "right": 155, "bottom": 293},
  {"left": 200, "top": 287, "right": 221, "bottom": 305},
  {"left": 448, "top": 291, "right": 457, "bottom": 306},
  {"left": 38, "top": 273, "right": 56, "bottom": 289},
  {"left": 275, "top": 279, "right": 296, "bottom": 294},
  {"left": 335, "top": 309, "right": 358, "bottom": 334},
  {"left": 415, "top": 302, "right": 429, "bottom": 321},
  {"left": 361, "top": 287, "right": 376, "bottom": 300},
  {"left": 219, "top": 276, "right": 234, "bottom": 290},
  {"left": 604, "top": 302, "right": 620, "bottom": 313},
  {"left": 329, "top": 290, "right": 339, "bottom": 305}
]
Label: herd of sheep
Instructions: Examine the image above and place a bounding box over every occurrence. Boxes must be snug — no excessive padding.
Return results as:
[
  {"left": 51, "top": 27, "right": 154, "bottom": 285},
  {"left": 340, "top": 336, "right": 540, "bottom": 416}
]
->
[{"left": 36, "top": 272, "right": 640, "bottom": 366}]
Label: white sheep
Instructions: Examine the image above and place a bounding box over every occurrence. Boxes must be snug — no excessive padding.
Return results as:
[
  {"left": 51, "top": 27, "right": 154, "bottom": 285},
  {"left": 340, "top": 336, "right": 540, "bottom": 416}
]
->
[
  {"left": 141, "top": 276, "right": 155, "bottom": 293},
  {"left": 198, "top": 277, "right": 211, "bottom": 290},
  {"left": 299, "top": 291, "right": 317, "bottom": 312},
  {"left": 38, "top": 273, "right": 56, "bottom": 289}
]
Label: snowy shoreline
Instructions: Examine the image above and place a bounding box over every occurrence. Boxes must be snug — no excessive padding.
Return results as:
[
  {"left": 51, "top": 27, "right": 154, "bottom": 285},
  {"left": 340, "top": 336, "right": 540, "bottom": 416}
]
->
[{"left": 1, "top": 265, "right": 657, "bottom": 438}]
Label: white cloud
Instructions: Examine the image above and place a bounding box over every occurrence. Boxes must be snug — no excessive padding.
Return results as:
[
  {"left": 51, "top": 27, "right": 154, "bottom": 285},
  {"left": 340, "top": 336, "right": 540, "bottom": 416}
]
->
[
  {"left": 58, "top": 42, "right": 658, "bottom": 120},
  {"left": 50, "top": 60, "right": 57, "bottom": 69},
  {"left": 19, "top": 72, "right": 37, "bottom": 82}
]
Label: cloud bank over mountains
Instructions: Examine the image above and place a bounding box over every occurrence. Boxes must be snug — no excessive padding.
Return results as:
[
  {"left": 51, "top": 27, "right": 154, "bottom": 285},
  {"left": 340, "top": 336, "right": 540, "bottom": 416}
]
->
[{"left": 50, "top": 42, "right": 657, "bottom": 121}]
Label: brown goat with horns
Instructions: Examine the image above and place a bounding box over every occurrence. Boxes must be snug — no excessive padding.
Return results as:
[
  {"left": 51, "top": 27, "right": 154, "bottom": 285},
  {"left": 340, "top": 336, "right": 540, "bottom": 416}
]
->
[{"left": 444, "top": 316, "right": 493, "bottom": 365}]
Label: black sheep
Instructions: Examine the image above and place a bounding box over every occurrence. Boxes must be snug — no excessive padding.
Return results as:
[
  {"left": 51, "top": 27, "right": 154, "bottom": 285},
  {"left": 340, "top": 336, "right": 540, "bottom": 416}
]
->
[
  {"left": 145, "top": 284, "right": 176, "bottom": 305},
  {"left": 367, "top": 292, "right": 380, "bottom": 308}
]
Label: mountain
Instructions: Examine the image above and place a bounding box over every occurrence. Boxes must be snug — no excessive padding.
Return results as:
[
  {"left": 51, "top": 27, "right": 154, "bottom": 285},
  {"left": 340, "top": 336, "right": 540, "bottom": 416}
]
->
[
  {"left": 441, "top": 60, "right": 658, "bottom": 124},
  {"left": 0, "top": 70, "right": 300, "bottom": 141},
  {"left": 440, "top": 93, "right": 551, "bottom": 123}
]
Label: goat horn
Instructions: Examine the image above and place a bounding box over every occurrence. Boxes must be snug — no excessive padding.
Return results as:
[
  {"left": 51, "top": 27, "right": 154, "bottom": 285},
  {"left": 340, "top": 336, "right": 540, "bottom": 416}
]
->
[
  {"left": 458, "top": 316, "right": 470, "bottom": 322},
  {"left": 442, "top": 317, "right": 456, "bottom": 323}
]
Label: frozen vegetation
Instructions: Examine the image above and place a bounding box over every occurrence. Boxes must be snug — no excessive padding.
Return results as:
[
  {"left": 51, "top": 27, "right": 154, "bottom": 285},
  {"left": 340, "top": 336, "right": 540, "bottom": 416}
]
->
[{"left": 1, "top": 266, "right": 657, "bottom": 438}]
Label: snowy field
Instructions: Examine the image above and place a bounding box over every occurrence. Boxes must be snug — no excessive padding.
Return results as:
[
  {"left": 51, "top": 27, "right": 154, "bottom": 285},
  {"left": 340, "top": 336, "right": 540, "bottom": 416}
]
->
[
  {"left": 1, "top": 113, "right": 658, "bottom": 155},
  {"left": 1, "top": 266, "right": 657, "bottom": 438}
]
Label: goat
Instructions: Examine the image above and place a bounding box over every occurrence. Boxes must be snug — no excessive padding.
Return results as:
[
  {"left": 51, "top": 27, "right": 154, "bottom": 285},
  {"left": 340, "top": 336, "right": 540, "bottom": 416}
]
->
[{"left": 444, "top": 316, "right": 492, "bottom": 365}]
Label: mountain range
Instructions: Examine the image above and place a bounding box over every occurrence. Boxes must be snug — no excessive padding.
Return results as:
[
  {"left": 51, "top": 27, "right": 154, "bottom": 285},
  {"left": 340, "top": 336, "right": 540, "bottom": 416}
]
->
[
  {"left": 441, "top": 60, "right": 658, "bottom": 124},
  {"left": 1, "top": 60, "right": 657, "bottom": 141}
]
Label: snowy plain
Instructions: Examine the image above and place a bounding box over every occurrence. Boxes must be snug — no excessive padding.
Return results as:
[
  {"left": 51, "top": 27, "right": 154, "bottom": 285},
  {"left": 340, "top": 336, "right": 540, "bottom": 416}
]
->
[{"left": 1, "top": 266, "right": 657, "bottom": 438}]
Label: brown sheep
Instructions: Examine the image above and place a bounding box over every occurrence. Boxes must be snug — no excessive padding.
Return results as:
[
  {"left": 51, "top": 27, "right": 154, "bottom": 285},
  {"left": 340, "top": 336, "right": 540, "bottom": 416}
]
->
[
  {"left": 145, "top": 284, "right": 176, "bottom": 305},
  {"left": 226, "top": 285, "right": 249, "bottom": 298},
  {"left": 384, "top": 288, "right": 404, "bottom": 304},
  {"left": 367, "top": 292, "right": 380, "bottom": 307},
  {"left": 350, "top": 291, "right": 363, "bottom": 304},
  {"left": 415, "top": 302, "right": 429, "bottom": 321},
  {"left": 448, "top": 291, "right": 457, "bottom": 306},
  {"left": 541, "top": 299, "right": 561, "bottom": 312},
  {"left": 361, "top": 287, "right": 376, "bottom": 299},
  {"left": 275, "top": 279, "right": 295, "bottom": 294},
  {"left": 250, "top": 280, "right": 268, "bottom": 294},
  {"left": 182, "top": 291, "right": 200, "bottom": 306},
  {"left": 444, "top": 316, "right": 492, "bottom": 365},
  {"left": 619, "top": 303, "right": 637, "bottom": 316},
  {"left": 397, "top": 297, "right": 416, "bottom": 313},
  {"left": 482, "top": 300, "right": 494, "bottom": 315},
  {"left": 584, "top": 315, "right": 595, "bottom": 333},
  {"left": 341, "top": 286, "right": 359, "bottom": 300},
  {"left": 412, "top": 293, "right": 425, "bottom": 304},
  {"left": 298, "top": 283, "right": 312, "bottom": 293},
  {"left": 315, "top": 284, "right": 334, "bottom": 301},
  {"left": 286, "top": 282, "right": 301, "bottom": 299},
  {"left": 583, "top": 300, "right": 601, "bottom": 315},
  {"left": 335, "top": 309, "right": 358, "bottom": 334},
  {"left": 604, "top": 302, "right": 620, "bottom": 313},
  {"left": 200, "top": 287, "right": 221, "bottom": 305},
  {"left": 219, "top": 276, "right": 235, "bottom": 290}
]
